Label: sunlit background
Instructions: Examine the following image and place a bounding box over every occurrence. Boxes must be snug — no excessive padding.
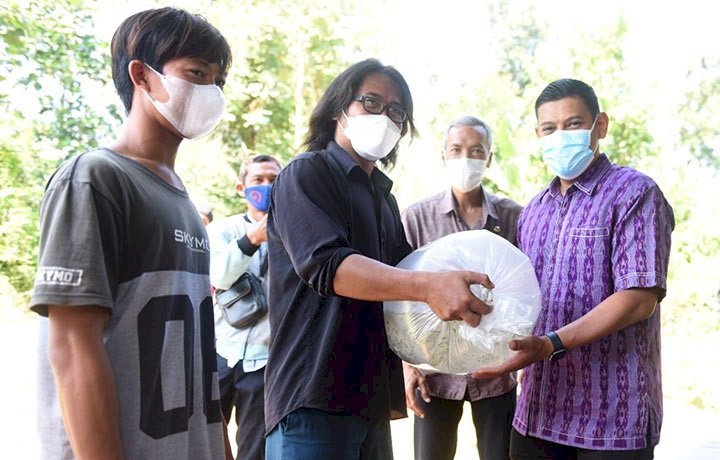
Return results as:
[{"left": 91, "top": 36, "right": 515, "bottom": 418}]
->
[{"left": 1, "top": 0, "right": 719, "bottom": 458}]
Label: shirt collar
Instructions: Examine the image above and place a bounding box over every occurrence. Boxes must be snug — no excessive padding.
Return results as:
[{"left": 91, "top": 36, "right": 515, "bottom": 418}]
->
[
  {"left": 440, "top": 186, "right": 497, "bottom": 219},
  {"left": 244, "top": 212, "right": 261, "bottom": 224},
  {"left": 327, "top": 141, "right": 394, "bottom": 195},
  {"left": 483, "top": 189, "right": 500, "bottom": 220},
  {"left": 548, "top": 153, "right": 612, "bottom": 198},
  {"left": 439, "top": 189, "right": 455, "bottom": 214}
]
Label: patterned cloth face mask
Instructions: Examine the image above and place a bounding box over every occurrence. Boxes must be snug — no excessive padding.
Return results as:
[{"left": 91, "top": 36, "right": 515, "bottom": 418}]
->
[{"left": 244, "top": 184, "right": 272, "bottom": 212}]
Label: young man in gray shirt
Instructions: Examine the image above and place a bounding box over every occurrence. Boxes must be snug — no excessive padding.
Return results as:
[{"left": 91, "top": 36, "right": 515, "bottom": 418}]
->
[{"left": 30, "top": 8, "right": 231, "bottom": 459}]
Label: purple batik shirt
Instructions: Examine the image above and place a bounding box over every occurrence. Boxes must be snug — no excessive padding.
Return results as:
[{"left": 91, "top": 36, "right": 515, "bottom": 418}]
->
[{"left": 515, "top": 154, "right": 674, "bottom": 450}]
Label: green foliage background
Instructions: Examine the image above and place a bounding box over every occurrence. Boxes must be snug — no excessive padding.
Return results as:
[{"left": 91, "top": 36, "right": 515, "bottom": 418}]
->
[{"left": 1, "top": 0, "right": 718, "bottom": 412}]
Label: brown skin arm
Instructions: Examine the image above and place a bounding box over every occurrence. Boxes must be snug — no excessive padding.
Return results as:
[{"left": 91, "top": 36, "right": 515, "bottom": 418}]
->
[
  {"left": 402, "top": 362, "right": 431, "bottom": 418},
  {"left": 333, "top": 254, "right": 495, "bottom": 327},
  {"left": 47, "top": 305, "right": 124, "bottom": 460},
  {"left": 471, "top": 287, "right": 660, "bottom": 378}
]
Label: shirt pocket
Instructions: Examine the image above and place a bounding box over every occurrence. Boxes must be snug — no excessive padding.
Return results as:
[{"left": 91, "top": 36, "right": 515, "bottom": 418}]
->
[
  {"left": 567, "top": 226, "right": 610, "bottom": 258},
  {"left": 566, "top": 226, "right": 612, "bottom": 299}
]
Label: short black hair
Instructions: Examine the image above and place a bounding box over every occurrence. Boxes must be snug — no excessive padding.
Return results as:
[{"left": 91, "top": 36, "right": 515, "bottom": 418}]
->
[
  {"left": 111, "top": 7, "right": 232, "bottom": 113},
  {"left": 239, "top": 154, "right": 282, "bottom": 184},
  {"left": 303, "top": 58, "right": 417, "bottom": 169},
  {"left": 535, "top": 78, "right": 600, "bottom": 120}
]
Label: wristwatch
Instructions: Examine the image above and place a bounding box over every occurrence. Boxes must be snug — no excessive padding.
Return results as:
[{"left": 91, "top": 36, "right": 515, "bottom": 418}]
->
[{"left": 545, "top": 331, "right": 567, "bottom": 361}]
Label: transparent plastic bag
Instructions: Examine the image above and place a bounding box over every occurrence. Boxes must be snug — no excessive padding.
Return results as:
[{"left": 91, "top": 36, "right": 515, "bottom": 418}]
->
[{"left": 384, "top": 229, "right": 541, "bottom": 374}]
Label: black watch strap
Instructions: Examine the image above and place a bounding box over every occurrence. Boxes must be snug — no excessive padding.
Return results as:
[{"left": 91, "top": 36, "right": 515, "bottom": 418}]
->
[{"left": 545, "top": 331, "right": 567, "bottom": 361}]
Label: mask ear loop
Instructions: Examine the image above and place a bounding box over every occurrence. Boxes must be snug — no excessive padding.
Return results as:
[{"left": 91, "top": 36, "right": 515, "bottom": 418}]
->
[
  {"left": 140, "top": 64, "right": 166, "bottom": 103},
  {"left": 589, "top": 115, "right": 600, "bottom": 154},
  {"left": 338, "top": 110, "right": 350, "bottom": 135},
  {"left": 590, "top": 114, "right": 598, "bottom": 131}
]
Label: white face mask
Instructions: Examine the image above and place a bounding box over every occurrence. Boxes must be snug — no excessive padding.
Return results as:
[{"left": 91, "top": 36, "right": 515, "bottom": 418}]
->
[
  {"left": 340, "top": 111, "right": 401, "bottom": 162},
  {"left": 445, "top": 157, "right": 487, "bottom": 193},
  {"left": 143, "top": 65, "right": 226, "bottom": 139}
]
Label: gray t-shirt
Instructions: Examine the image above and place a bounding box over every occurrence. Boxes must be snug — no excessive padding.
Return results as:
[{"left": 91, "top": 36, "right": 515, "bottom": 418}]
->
[{"left": 30, "top": 148, "right": 225, "bottom": 459}]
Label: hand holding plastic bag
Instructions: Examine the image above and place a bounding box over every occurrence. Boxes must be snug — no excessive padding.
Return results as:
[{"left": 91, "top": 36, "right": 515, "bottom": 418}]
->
[{"left": 384, "top": 230, "right": 541, "bottom": 374}]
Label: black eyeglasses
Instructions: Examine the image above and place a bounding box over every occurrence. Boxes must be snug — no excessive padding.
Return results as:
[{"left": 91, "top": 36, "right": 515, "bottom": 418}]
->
[{"left": 352, "top": 95, "right": 408, "bottom": 124}]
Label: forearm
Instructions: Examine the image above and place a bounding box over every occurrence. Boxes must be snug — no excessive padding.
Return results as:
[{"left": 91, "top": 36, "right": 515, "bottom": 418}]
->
[
  {"left": 471, "top": 288, "right": 660, "bottom": 378},
  {"left": 333, "top": 254, "right": 431, "bottom": 302},
  {"left": 48, "top": 307, "right": 123, "bottom": 460},
  {"left": 555, "top": 287, "right": 659, "bottom": 351},
  {"left": 333, "top": 254, "right": 493, "bottom": 326}
]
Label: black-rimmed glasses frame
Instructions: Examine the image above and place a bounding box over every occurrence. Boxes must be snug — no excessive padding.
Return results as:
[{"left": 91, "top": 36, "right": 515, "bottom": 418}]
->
[{"left": 352, "top": 95, "right": 408, "bottom": 123}]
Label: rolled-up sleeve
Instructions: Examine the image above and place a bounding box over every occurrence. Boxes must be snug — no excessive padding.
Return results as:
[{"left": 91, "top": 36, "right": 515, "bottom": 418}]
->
[{"left": 270, "top": 155, "right": 359, "bottom": 296}]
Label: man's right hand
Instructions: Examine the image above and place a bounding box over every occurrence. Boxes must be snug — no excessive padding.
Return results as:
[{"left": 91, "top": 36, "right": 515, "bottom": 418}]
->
[
  {"left": 403, "top": 361, "right": 430, "bottom": 418},
  {"left": 48, "top": 305, "right": 124, "bottom": 460},
  {"left": 246, "top": 215, "right": 268, "bottom": 246},
  {"left": 423, "top": 271, "right": 494, "bottom": 327}
]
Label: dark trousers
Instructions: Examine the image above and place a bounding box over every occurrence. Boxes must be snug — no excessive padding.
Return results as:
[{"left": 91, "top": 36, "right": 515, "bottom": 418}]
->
[
  {"left": 218, "top": 354, "right": 266, "bottom": 460},
  {"left": 414, "top": 386, "right": 517, "bottom": 460},
  {"left": 265, "top": 408, "right": 393, "bottom": 460},
  {"left": 509, "top": 428, "right": 655, "bottom": 460}
]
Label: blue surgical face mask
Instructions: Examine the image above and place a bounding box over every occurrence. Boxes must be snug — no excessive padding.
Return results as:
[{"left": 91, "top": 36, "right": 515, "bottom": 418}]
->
[
  {"left": 540, "top": 117, "right": 598, "bottom": 180},
  {"left": 245, "top": 184, "right": 272, "bottom": 212}
]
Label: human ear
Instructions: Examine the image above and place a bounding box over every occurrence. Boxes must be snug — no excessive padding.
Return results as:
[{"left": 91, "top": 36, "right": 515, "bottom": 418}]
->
[
  {"left": 596, "top": 112, "right": 609, "bottom": 139},
  {"left": 128, "top": 60, "right": 150, "bottom": 91},
  {"left": 486, "top": 151, "right": 493, "bottom": 169}
]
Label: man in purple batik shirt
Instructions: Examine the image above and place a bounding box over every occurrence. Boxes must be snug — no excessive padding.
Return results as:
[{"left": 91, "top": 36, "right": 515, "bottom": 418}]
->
[{"left": 473, "top": 78, "right": 674, "bottom": 460}]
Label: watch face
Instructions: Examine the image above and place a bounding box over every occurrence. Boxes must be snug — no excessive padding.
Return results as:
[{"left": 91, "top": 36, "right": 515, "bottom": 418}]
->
[{"left": 550, "top": 349, "right": 566, "bottom": 361}]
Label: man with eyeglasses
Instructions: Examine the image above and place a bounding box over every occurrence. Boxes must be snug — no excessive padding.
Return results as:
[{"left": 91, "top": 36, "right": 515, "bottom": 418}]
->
[
  {"left": 352, "top": 94, "right": 409, "bottom": 124},
  {"left": 402, "top": 116, "right": 522, "bottom": 460},
  {"left": 263, "top": 59, "right": 496, "bottom": 459}
]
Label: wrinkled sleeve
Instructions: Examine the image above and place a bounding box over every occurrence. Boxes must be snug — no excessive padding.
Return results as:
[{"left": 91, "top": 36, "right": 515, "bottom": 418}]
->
[
  {"left": 400, "top": 206, "right": 422, "bottom": 251},
  {"left": 30, "top": 178, "right": 122, "bottom": 315},
  {"left": 517, "top": 207, "right": 528, "bottom": 253},
  {"left": 612, "top": 182, "right": 674, "bottom": 300},
  {"left": 207, "top": 220, "right": 254, "bottom": 290},
  {"left": 270, "top": 155, "right": 359, "bottom": 296}
]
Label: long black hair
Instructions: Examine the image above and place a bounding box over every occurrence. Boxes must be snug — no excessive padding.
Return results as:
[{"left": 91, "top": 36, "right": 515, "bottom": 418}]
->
[{"left": 302, "top": 58, "right": 417, "bottom": 169}]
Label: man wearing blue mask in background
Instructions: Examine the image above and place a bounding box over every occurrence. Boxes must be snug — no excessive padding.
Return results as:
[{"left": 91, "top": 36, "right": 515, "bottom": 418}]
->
[
  {"left": 208, "top": 154, "right": 282, "bottom": 460},
  {"left": 473, "top": 78, "right": 674, "bottom": 459}
]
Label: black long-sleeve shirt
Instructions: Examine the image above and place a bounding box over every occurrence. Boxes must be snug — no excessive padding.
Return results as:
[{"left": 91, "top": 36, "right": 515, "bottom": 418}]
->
[{"left": 264, "top": 141, "right": 411, "bottom": 434}]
